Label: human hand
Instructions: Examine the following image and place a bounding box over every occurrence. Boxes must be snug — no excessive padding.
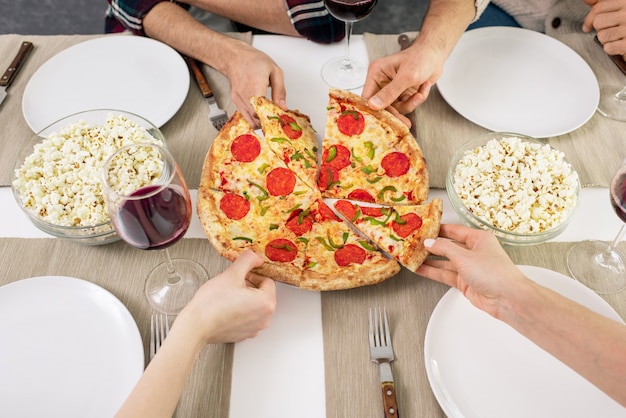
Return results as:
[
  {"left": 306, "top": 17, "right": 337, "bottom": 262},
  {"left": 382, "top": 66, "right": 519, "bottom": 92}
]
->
[
  {"left": 361, "top": 42, "right": 444, "bottom": 127},
  {"left": 583, "top": 0, "right": 626, "bottom": 58},
  {"left": 415, "top": 224, "right": 527, "bottom": 318},
  {"left": 223, "top": 41, "right": 287, "bottom": 127},
  {"left": 177, "top": 250, "right": 276, "bottom": 345}
]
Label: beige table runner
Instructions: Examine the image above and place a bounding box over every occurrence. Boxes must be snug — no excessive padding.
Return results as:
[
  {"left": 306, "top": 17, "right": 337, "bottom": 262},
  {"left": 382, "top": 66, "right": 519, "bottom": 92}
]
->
[
  {"left": 0, "top": 237, "right": 232, "bottom": 418},
  {"left": 0, "top": 33, "right": 250, "bottom": 188},
  {"left": 363, "top": 32, "right": 626, "bottom": 189},
  {"left": 321, "top": 240, "right": 626, "bottom": 418}
]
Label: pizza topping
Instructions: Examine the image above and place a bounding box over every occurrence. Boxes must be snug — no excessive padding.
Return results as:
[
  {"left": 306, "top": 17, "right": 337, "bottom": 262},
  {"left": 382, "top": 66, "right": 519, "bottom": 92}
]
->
[
  {"left": 348, "top": 189, "right": 375, "bottom": 203},
  {"left": 358, "top": 240, "right": 377, "bottom": 251},
  {"left": 392, "top": 213, "right": 422, "bottom": 238},
  {"left": 361, "top": 206, "right": 383, "bottom": 217},
  {"left": 381, "top": 152, "right": 410, "bottom": 177},
  {"left": 286, "top": 209, "right": 313, "bottom": 236},
  {"left": 269, "top": 115, "right": 303, "bottom": 139},
  {"left": 266, "top": 167, "right": 296, "bottom": 196},
  {"left": 364, "top": 141, "right": 376, "bottom": 160},
  {"left": 265, "top": 238, "right": 298, "bottom": 262},
  {"left": 337, "top": 109, "right": 365, "bottom": 136},
  {"left": 334, "top": 243, "right": 366, "bottom": 266},
  {"left": 233, "top": 236, "right": 253, "bottom": 243},
  {"left": 317, "top": 200, "right": 342, "bottom": 222},
  {"left": 247, "top": 180, "right": 270, "bottom": 201},
  {"left": 318, "top": 164, "right": 340, "bottom": 191},
  {"left": 323, "top": 144, "right": 351, "bottom": 170},
  {"left": 378, "top": 185, "right": 406, "bottom": 202},
  {"left": 219, "top": 192, "right": 250, "bottom": 220},
  {"left": 334, "top": 200, "right": 357, "bottom": 221},
  {"left": 231, "top": 134, "right": 261, "bottom": 162}
]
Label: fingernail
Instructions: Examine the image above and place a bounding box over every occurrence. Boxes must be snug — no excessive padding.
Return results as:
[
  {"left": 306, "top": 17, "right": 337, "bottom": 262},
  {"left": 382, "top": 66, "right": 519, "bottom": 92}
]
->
[
  {"left": 369, "top": 96, "right": 383, "bottom": 109},
  {"left": 424, "top": 238, "right": 436, "bottom": 248}
]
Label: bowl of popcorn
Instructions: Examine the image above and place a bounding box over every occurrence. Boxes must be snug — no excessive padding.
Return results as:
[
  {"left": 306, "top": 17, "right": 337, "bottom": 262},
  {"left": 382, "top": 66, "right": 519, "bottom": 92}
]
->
[
  {"left": 446, "top": 132, "right": 580, "bottom": 246},
  {"left": 12, "top": 109, "right": 166, "bottom": 245}
]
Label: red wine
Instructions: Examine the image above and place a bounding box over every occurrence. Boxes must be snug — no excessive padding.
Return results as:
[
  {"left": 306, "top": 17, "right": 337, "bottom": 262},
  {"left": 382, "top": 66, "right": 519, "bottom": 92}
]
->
[
  {"left": 611, "top": 167, "right": 626, "bottom": 223},
  {"left": 115, "top": 185, "right": 191, "bottom": 250},
  {"left": 324, "top": 0, "right": 377, "bottom": 22}
]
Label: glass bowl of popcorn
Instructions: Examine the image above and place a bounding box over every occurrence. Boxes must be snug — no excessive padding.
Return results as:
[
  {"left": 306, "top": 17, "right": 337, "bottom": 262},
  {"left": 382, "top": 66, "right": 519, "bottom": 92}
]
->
[
  {"left": 11, "top": 109, "right": 167, "bottom": 245},
  {"left": 446, "top": 132, "right": 581, "bottom": 246}
]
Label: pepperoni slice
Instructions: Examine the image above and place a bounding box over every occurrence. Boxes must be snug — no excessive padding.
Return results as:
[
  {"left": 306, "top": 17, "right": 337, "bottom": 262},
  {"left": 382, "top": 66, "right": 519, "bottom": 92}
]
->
[
  {"left": 322, "top": 144, "right": 351, "bottom": 170},
  {"left": 230, "top": 134, "right": 261, "bottom": 162},
  {"left": 392, "top": 213, "right": 423, "bottom": 238},
  {"left": 334, "top": 244, "right": 366, "bottom": 266},
  {"left": 265, "top": 238, "right": 298, "bottom": 263},
  {"left": 266, "top": 167, "right": 296, "bottom": 196},
  {"left": 381, "top": 152, "right": 410, "bottom": 177},
  {"left": 286, "top": 209, "right": 313, "bottom": 236},
  {"left": 279, "top": 115, "right": 302, "bottom": 139},
  {"left": 317, "top": 164, "right": 340, "bottom": 191},
  {"left": 348, "top": 189, "right": 375, "bottom": 203},
  {"left": 337, "top": 109, "right": 365, "bottom": 136},
  {"left": 334, "top": 200, "right": 357, "bottom": 220},
  {"left": 219, "top": 192, "right": 250, "bottom": 220},
  {"left": 317, "top": 200, "right": 341, "bottom": 222},
  {"left": 361, "top": 206, "right": 384, "bottom": 217}
]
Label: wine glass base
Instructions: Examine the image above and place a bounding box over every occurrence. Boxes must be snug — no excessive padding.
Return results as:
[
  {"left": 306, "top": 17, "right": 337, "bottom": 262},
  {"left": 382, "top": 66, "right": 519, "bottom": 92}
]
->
[
  {"left": 597, "top": 85, "right": 626, "bottom": 121},
  {"left": 145, "top": 258, "right": 208, "bottom": 315},
  {"left": 567, "top": 240, "right": 626, "bottom": 295},
  {"left": 321, "top": 56, "right": 367, "bottom": 90}
]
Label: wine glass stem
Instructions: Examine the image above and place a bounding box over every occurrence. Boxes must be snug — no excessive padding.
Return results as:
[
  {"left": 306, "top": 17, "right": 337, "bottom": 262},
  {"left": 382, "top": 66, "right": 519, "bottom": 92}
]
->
[
  {"left": 616, "top": 85, "right": 626, "bottom": 101},
  {"left": 606, "top": 223, "right": 626, "bottom": 255},
  {"left": 341, "top": 21, "right": 355, "bottom": 71},
  {"left": 163, "top": 248, "right": 181, "bottom": 285}
]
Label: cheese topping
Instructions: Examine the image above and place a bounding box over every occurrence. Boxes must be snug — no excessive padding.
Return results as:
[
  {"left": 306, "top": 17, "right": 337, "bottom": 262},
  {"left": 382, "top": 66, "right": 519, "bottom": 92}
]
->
[{"left": 452, "top": 136, "right": 579, "bottom": 233}]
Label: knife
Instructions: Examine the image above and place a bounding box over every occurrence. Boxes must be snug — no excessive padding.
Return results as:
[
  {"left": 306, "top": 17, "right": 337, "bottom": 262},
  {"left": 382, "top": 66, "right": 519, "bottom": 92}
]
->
[
  {"left": 0, "top": 41, "right": 34, "bottom": 107},
  {"left": 594, "top": 35, "right": 626, "bottom": 76},
  {"left": 397, "top": 34, "right": 417, "bottom": 137},
  {"left": 182, "top": 55, "right": 228, "bottom": 131}
]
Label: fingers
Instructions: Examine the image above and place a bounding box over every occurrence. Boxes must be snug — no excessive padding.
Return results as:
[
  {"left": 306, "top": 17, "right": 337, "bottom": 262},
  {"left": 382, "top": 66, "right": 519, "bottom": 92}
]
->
[
  {"left": 368, "top": 78, "right": 408, "bottom": 110},
  {"left": 228, "top": 250, "right": 264, "bottom": 281},
  {"left": 269, "top": 68, "right": 287, "bottom": 110}
]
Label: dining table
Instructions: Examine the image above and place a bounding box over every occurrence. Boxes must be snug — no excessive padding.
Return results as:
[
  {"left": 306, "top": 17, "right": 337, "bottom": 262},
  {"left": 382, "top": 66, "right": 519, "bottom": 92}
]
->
[{"left": 0, "top": 28, "right": 626, "bottom": 418}]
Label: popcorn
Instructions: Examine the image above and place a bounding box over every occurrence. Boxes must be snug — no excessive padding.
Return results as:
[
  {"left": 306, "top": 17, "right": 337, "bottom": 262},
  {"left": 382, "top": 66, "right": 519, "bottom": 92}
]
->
[
  {"left": 13, "top": 115, "right": 164, "bottom": 227},
  {"left": 452, "top": 136, "right": 579, "bottom": 233}
]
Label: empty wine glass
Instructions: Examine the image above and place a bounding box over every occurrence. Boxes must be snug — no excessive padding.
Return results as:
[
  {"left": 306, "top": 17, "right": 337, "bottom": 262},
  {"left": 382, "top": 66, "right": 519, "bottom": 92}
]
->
[
  {"left": 597, "top": 84, "right": 626, "bottom": 121},
  {"left": 103, "top": 143, "right": 208, "bottom": 314},
  {"left": 321, "top": 0, "right": 378, "bottom": 89},
  {"left": 567, "top": 159, "right": 626, "bottom": 294}
]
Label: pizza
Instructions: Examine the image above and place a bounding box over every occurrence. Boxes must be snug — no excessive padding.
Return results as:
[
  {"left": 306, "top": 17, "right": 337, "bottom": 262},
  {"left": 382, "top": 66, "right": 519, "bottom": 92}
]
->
[
  {"left": 318, "top": 88, "right": 429, "bottom": 205},
  {"left": 197, "top": 89, "right": 440, "bottom": 290}
]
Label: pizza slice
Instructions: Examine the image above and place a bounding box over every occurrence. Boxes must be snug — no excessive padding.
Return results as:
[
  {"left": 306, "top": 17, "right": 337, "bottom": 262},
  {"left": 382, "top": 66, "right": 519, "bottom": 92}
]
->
[
  {"left": 333, "top": 198, "right": 443, "bottom": 272},
  {"left": 319, "top": 88, "right": 429, "bottom": 205},
  {"left": 250, "top": 96, "right": 318, "bottom": 190},
  {"left": 299, "top": 199, "right": 400, "bottom": 290}
]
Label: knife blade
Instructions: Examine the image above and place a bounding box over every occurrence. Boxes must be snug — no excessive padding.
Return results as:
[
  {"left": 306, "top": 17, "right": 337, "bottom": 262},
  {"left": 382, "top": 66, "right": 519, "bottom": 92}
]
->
[
  {"left": 0, "top": 41, "right": 34, "bottom": 107},
  {"left": 594, "top": 35, "right": 626, "bottom": 76},
  {"left": 397, "top": 34, "right": 417, "bottom": 137}
]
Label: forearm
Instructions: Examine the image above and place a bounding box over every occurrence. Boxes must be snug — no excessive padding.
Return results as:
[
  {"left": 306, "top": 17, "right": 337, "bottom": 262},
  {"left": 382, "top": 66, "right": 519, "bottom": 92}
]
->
[
  {"left": 115, "top": 320, "right": 206, "bottom": 417},
  {"left": 414, "top": 0, "right": 475, "bottom": 59},
  {"left": 500, "top": 278, "right": 626, "bottom": 406}
]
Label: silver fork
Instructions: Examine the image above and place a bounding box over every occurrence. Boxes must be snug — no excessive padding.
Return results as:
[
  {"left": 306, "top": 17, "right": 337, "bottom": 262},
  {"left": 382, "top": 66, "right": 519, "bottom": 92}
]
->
[
  {"left": 150, "top": 312, "right": 170, "bottom": 361},
  {"left": 369, "top": 307, "right": 400, "bottom": 418},
  {"left": 183, "top": 55, "right": 228, "bottom": 131}
]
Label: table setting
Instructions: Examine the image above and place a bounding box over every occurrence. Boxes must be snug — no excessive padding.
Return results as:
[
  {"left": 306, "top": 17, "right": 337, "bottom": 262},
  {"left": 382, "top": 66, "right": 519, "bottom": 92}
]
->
[{"left": 0, "top": 19, "right": 626, "bottom": 418}]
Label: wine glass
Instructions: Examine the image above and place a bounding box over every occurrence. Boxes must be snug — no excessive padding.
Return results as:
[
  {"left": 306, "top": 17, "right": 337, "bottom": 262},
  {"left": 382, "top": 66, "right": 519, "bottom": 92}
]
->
[
  {"left": 597, "top": 84, "right": 626, "bottom": 121},
  {"left": 321, "top": 0, "right": 378, "bottom": 89},
  {"left": 567, "top": 160, "right": 626, "bottom": 294},
  {"left": 103, "top": 143, "right": 208, "bottom": 314}
]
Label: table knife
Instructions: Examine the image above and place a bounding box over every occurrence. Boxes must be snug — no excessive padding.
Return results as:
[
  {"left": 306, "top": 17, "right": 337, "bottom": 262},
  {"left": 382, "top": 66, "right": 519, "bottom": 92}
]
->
[
  {"left": 0, "top": 41, "right": 34, "bottom": 107},
  {"left": 183, "top": 55, "right": 228, "bottom": 130},
  {"left": 594, "top": 35, "right": 626, "bottom": 76},
  {"left": 397, "top": 34, "right": 417, "bottom": 137}
]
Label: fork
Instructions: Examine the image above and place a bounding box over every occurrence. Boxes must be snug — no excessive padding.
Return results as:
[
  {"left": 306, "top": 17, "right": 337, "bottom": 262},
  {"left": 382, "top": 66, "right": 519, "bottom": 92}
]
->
[
  {"left": 183, "top": 55, "right": 228, "bottom": 131},
  {"left": 150, "top": 312, "right": 170, "bottom": 361},
  {"left": 369, "top": 307, "right": 399, "bottom": 417}
]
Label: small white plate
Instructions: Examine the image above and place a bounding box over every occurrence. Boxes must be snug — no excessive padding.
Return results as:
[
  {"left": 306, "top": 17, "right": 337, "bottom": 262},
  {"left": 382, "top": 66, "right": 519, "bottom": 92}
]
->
[
  {"left": 0, "top": 276, "right": 144, "bottom": 417},
  {"left": 437, "top": 27, "right": 599, "bottom": 138},
  {"left": 424, "top": 265, "right": 626, "bottom": 418},
  {"left": 22, "top": 36, "right": 189, "bottom": 132}
]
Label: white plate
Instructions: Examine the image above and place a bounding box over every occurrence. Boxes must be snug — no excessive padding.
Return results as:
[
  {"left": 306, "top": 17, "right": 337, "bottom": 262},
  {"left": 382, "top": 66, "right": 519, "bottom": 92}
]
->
[
  {"left": 0, "top": 276, "right": 144, "bottom": 417},
  {"left": 22, "top": 36, "right": 189, "bottom": 132},
  {"left": 437, "top": 27, "right": 599, "bottom": 138},
  {"left": 424, "top": 265, "right": 626, "bottom": 418}
]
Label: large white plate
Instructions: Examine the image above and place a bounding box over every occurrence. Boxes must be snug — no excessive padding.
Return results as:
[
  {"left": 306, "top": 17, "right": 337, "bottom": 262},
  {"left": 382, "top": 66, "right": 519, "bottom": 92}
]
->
[
  {"left": 437, "top": 27, "right": 599, "bottom": 138},
  {"left": 424, "top": 265, "right": 626, "bottom": 418},
  {"left": 22, "top": 36, "right": 189, "bottom": 132},
  {"left": 0, "top": 276, "right": 144, "bottom": 417}
]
